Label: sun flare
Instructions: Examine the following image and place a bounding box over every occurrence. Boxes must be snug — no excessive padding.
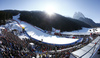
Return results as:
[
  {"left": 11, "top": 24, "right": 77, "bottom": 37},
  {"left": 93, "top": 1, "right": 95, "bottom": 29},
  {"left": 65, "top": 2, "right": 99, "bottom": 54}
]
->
[{"left": 45, "top": 5, "right": 55, "bottom": 15}]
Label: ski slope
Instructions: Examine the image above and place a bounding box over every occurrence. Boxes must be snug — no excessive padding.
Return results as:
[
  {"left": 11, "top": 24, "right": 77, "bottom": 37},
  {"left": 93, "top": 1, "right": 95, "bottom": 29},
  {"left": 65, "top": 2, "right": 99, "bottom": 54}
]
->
[
  {"left": 61, "top": 27, "right": 91, "bottom": 35},
  {"left": 12, "top": 14, "right": 80, "bottom": 45}
]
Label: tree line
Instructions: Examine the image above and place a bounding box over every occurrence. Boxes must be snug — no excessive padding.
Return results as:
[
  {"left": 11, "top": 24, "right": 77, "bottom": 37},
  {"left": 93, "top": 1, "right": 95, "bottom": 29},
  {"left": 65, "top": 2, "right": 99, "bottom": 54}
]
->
[{"left": 0, "top": 11, "right": 12, "bottom": 25}]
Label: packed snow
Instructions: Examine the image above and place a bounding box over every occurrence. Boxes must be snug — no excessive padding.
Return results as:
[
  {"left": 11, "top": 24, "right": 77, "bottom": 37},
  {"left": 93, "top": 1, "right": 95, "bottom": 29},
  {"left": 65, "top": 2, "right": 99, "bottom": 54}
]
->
[
  {"left": 88, "top": 28, "right": 100, "bottom": 33},
  {"left": 61, "top": 28, "right": 91, "bottom": 35}
]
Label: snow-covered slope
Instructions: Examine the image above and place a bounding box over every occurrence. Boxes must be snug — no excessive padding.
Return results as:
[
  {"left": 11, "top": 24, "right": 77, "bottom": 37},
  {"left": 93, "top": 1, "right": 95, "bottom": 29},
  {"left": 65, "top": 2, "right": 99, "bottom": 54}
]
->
[
  {"left": 73, "top": 12, "right": 85, "bottom": 19},
  {"left": 61, "top": 28, "right": 91, "bottom": 35},
  {"left": 12, "top": 14, "right": 78, "bottom": 44},
  {"left": 5, "top": 22, "right": 22, "bottom": 32},
  {"left": 73, "top": 12, "right": 97, "bottom": 27},
  {"left": 88, "top": 28, "right": 100, "bottom": 33}
]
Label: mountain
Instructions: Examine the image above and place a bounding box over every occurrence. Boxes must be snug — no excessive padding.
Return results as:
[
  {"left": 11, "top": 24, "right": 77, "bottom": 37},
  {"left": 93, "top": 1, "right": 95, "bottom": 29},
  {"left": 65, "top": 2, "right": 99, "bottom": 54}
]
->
[
  {"left": 78, "top": 17, "right": 98, "bottom": 27},
  {"left": 73, "top": 12, "right": 98, "bottom": 27},
  {"left": 2, "top": 10, "right": 91, "bottom": 31},
  {"left": 73, "top": 12, "right": 85, "bottom": 19}
]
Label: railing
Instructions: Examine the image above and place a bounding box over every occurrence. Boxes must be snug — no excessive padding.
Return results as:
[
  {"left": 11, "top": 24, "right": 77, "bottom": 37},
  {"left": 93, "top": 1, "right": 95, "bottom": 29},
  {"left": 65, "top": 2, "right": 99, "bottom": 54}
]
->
[{"left": 71, "top": 36, "right": 100, "bottom": 58}]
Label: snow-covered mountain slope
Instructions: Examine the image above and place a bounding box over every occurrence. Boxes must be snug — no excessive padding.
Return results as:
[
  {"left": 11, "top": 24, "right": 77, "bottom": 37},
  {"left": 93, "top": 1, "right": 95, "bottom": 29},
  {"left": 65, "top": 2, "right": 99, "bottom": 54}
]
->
[
  {"left": 5, "top": 21, "right": 22, "bottom": 32},
  {"left": 73, "top": 12, "right": 98, "bottom": 27},
  {"left": 73, "top": 12, "right": 85, "bottom": 19},
  {"left": 61, "top": 27, "right": 91, "bottom": 35},
  {"left": 12, "top": 14, "right": 78, "bottom": 44}
]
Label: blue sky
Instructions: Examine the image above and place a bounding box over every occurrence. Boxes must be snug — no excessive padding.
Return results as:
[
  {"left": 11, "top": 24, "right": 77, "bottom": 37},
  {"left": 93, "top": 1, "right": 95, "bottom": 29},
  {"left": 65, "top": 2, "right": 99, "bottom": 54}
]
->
[{"left": 0, "top": 0, "right": 100, "bottom": 23}]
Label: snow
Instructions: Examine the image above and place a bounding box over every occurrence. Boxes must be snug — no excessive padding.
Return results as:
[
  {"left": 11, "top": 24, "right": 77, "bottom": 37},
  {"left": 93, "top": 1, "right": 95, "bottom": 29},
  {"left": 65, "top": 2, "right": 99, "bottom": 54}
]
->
[
  {"left": 88, "top": 28, "right": 100, "bottom": 33},
  {"left": 4, "top": 21, "right": 22, "bottom": 32},
  {"left": 12, "top": 14, "right": 79, "bottom": 44},
  {"left": 73, "top": 12, "right": 85, "bottom": 19},
  {"left": 61, "top": 28, "right": 91, "bottom": 35}
]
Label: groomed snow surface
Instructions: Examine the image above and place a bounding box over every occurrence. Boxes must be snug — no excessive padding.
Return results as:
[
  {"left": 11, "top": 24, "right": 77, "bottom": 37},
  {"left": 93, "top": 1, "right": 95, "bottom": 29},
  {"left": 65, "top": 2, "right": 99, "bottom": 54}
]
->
[
  {"left": 12, "top": 14, "right": 79, "bottom": 44},
  {"left": 61, "top": 28, "right": 92, "bottom": 35}
]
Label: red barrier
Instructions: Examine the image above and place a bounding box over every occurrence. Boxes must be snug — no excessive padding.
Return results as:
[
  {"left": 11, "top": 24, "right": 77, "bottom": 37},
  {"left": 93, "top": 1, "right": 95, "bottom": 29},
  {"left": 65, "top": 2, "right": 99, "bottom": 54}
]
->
[{"left": 13, "top": 19, "right": 22, "bottom": 28}]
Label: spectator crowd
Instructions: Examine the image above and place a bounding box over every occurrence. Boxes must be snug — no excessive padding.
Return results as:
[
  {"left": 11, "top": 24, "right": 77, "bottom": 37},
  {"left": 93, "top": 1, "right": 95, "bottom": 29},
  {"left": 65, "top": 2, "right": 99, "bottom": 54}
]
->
[{"left": 0, "top": 28, "right": 96, "bottom": 58}]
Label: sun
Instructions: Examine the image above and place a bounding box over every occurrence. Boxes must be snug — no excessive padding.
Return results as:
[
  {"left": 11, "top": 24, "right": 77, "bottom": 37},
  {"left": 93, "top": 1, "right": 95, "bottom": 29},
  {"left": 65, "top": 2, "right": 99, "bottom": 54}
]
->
[{"left": 45, "top": 5, "right": 55, "bottom": 15}]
